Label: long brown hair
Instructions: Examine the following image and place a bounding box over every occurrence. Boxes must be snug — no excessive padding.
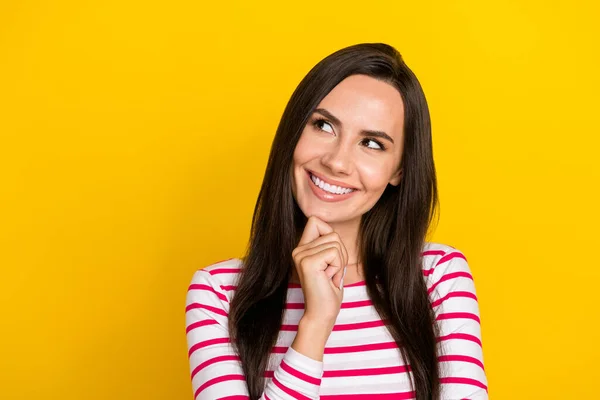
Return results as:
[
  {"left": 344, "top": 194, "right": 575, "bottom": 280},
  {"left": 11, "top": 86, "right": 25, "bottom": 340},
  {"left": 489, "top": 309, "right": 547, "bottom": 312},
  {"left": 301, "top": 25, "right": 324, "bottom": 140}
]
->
[{"left": 228, "top": 43, "right": 441, "bottom": 400}]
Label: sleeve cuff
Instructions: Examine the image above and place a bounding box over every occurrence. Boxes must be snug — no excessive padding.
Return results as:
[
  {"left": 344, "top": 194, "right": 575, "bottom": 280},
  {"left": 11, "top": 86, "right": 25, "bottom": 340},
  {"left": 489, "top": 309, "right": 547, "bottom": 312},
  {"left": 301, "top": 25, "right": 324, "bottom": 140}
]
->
[{"left": 283, "top": 346, "right": 324, "bottom": 379}]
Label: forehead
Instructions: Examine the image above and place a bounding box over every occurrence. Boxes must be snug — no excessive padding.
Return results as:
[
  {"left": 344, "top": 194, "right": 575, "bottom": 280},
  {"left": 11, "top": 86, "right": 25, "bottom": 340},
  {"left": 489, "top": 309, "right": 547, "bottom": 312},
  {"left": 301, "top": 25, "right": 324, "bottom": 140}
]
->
[{"left": 315, "top": 74, "right": 405, "bottom": 139}]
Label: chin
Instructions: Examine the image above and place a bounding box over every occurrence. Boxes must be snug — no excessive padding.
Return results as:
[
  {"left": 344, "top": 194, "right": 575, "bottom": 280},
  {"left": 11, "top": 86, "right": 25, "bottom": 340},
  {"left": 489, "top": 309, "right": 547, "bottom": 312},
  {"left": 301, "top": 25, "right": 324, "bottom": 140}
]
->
[
  {"left": 301, "top": 203, "right": 356, "bottom": 225},
  {"left": 298, "top": 201, "right": 328, "bottom": 220}
]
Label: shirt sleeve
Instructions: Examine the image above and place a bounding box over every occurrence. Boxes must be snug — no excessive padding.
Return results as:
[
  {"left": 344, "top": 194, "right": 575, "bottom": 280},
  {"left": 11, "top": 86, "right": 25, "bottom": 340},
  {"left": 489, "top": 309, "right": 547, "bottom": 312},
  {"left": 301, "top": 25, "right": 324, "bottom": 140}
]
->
[
  {"left": 186, "top": 269, "right": 324, "bottom": 399},
  {"left": 427, "top": 250, "right": 489, "bottom": 400}
]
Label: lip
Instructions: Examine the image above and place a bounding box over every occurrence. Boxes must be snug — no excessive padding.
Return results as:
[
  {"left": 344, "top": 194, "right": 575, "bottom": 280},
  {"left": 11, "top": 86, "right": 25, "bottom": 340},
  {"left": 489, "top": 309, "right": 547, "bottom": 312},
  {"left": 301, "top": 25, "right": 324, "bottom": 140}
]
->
[
  {"left": 305, "top": 169, "right": 359, "bottom": 203},
  {"left": 306, "top": 169, "right": 358, "bottom": 190}
]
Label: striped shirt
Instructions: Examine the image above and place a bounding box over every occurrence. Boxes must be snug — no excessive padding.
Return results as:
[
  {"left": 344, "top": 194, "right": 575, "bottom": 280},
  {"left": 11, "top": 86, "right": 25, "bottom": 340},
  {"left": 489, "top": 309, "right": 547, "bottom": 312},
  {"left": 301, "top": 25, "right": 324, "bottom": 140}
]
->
[{"left": 185, "top": 242, "right": 488, "bottom": 399}]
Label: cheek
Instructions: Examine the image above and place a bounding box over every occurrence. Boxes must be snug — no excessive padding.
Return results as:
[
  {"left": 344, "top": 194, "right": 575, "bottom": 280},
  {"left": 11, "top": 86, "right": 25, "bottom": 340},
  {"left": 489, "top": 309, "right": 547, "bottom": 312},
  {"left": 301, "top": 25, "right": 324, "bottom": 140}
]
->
[
  {"left": 359, "top": 161, "right": 395, "bottom": 192},
  {"left": 293, "top": 131, "right": 320, "bottom": 165}
]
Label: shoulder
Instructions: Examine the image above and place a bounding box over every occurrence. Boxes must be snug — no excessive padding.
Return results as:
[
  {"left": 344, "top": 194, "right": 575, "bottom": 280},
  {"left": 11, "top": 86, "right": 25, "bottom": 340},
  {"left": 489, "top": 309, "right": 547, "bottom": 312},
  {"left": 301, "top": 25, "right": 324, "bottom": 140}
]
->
[
  {"left": 421, "top": 242, "right": 474, "bottom": 286},
  {"left": 421, "top": 242, "right": 481, "bottom": 312},
  {"left": 188, "top": 257, "right": 244, "bottom": 302}
]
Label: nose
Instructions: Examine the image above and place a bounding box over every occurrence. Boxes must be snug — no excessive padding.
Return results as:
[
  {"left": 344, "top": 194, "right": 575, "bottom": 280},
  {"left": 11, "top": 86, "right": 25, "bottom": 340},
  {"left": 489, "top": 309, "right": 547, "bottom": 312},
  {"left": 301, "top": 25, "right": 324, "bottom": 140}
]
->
[{"left": 321, "top": 141, "right": 353, "bottom": 176}]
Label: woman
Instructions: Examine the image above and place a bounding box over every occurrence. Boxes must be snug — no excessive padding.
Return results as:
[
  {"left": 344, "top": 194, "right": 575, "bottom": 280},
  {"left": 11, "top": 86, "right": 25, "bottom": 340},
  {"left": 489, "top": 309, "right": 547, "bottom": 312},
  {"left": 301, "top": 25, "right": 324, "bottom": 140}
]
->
[{"left": 185, "top": 43, "right": 488, "bottom": 399}]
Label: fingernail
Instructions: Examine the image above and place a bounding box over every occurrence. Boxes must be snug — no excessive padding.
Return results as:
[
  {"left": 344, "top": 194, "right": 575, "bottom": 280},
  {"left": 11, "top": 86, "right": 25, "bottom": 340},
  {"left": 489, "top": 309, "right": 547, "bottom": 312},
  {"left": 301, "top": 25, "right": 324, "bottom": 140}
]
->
[{"left": 340, "top": 266, "right": 347, "bottom": 289}]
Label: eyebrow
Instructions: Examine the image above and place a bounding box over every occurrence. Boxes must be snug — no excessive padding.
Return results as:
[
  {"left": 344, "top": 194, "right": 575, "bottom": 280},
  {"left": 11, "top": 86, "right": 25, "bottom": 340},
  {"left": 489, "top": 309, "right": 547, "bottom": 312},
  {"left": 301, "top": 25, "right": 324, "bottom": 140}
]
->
[{"left": 313, "top": 108, "right": 395, "bottom": 144}]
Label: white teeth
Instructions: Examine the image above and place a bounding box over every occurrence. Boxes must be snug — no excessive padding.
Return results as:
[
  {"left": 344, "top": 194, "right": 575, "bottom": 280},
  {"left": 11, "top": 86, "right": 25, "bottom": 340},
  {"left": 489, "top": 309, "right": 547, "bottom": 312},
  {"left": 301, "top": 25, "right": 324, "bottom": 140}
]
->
[{"left": 310, "top": 173, "right": 354, "bottom": 195}]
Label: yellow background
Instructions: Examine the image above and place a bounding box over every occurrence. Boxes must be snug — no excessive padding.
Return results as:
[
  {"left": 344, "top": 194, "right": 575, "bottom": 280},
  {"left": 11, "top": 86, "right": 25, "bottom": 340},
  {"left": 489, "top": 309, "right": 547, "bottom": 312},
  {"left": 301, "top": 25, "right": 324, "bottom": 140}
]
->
[{"left": 1, "top": 1, "right": 598, "bottom": 399}]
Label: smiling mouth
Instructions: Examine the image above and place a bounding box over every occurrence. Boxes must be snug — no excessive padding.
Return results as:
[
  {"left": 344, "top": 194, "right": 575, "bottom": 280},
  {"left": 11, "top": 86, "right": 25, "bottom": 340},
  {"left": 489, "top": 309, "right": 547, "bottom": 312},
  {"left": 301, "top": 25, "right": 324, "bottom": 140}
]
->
[{"left": 308, "top": 171, "right": 357, "bottom": 195}]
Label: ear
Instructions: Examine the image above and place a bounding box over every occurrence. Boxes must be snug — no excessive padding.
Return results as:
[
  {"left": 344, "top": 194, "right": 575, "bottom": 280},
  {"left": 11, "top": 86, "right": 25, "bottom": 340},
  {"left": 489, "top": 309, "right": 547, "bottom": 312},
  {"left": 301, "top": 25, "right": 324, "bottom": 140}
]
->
[{"left": 389, "top": 167, "right": 403, "bottom": 186}]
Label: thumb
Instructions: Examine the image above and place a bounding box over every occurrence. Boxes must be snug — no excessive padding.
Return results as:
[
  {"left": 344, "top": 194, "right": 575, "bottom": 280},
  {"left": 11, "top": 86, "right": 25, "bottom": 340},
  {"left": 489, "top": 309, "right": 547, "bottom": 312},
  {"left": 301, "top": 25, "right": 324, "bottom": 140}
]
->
[{"left": 331, "top": 266, "right": 347, "bottom": 290}]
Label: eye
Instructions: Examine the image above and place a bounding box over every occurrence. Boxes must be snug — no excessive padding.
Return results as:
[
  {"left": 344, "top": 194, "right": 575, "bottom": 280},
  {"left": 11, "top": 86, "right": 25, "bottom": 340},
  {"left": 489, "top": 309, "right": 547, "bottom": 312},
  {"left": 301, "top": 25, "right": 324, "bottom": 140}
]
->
[
  {"left": 362, "top": 138, "right": 386, "bottom": 151},
  {"left": 312, "top": 118, "right": 334, "bottom": 134}
]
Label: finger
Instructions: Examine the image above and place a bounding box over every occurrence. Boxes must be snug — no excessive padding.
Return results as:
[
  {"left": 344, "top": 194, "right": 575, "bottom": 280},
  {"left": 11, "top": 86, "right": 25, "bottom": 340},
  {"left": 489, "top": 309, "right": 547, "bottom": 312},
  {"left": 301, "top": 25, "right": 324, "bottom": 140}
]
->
[
  {"left": 296, "top": 242, "right": 345, "bottom": 272},
  {"left": 300, "top": 246, "right": 344, "bottom": 277},
  {"left": 296, "top": 234, "right": 348, "bottom": 272},
  {"left": 340, "top": 238, "right": 349, "bottom": 267},
  {"left": 323, "top": 246, "right": 344, "bottom": 279},
  {"left": 295, "top": 232, "right": 345, "bottom": 256},
  {"left": 324, "top": 262, "right": 343, "bottom": 279},
  {"left": 331, "top": 265, "right": 347, "bottom": 290},
  {"left": 313, "top": 231, "right": 349, "bottom": 267},
  {"left": 298, "top": 216, "right": 333, "bottom": 246}
]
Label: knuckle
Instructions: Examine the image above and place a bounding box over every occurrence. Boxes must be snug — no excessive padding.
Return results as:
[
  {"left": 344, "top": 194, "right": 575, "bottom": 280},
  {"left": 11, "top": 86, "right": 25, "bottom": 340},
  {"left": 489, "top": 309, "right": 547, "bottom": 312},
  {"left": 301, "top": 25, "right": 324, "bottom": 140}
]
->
[
  {"left": 298, "top": 258, "right": 307, "bottom": 269},
  {"left": 324, "top": 232, "right": 339, "bottom": 243},
  {"left": 328, "top": 247, "right": 341, "bottom": 259}
]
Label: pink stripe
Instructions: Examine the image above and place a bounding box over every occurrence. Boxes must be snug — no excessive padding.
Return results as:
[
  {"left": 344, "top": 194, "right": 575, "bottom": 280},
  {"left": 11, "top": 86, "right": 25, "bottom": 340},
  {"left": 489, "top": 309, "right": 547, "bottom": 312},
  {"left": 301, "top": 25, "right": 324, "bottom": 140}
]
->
[
  {"left": 280, "top": 360, "right": 321, "bottom": 385},
  {"left": 436, "top": 312, "right": 480, "bottom": 324},
  {"left": 422, "top": 250, "right": 446, "bottom": 257},
  {"left": 194, "top": 374, "right": 245, "bottom": 398},
  {"left": 438, "top": 355, "right": 485, "bottom": 371},
  {"left": 208, "top": 267, "right": 241, "bottom": 275},
  {"left": 272, "top": 341, "right": 399, "bottom": 355},
  {"left": 272, "top": 376, "right": 311, "bottom": 400},
  {"left": 285, "top": 303, "right": 305, "bottom": 310},
  {"left": 186, "top": 303, "right": 228, "bottom": 317},
  {"left": 342, "top": 300, "right": 372, "bottom": 309},
  {"left": 219, "top": 397, "right": 250, "bottom": 400},
  {"left": 427, "top": 272, "right": 473, "bottom": 294},
  {"left": 279, "top": 325, "right": 298, "bottom": 331},
  {"left": 191, "top": 355, "right": 241, "bottom": 380},
  {"left": 221, "top": 285, "right": 237, "bottom": 291},
  {"left": 264, "top": 395, "right": 271, "bottom": 400},
  {"left": 186, "top": 319, "right": 219, "bottom": 334},
  {"left": 334, "top": 320, "right": 385, "bottom": 331},
  {"left": 435, "top": 251, "right": 467, "bottom": 266},
  {"left": 325, "top": 341, "right": 398, "bottom": 354},
  {"left": 440, "top": 377, "right": 488, "bottom": 391},
  {"left": 320, "top": 392, "right": 415, "bottom": 399},
  {"left": 324, "top": 365, "right": 410, "bottom": 377},
  {"left": 188, "top": 337, "right": 230, "bottom": 357},
  {"left": 286, "top": 300, "right": 373, "bottom": 310},
  {"left": 188, "top": 283, "right": 228, "bottom": 302},
  {"left": 272, "top": 346, "right": 287, "bottom": 354},
  {"left": 280, "top": 320, "right": 385, "bottom": 332},
  {"left": 431, "top": 291, "right": 478, "bottom": 307},
  {"left": 437, "top": 333, "right": 482, "bottom": 347},
  {"left": 343, "top": 280, "right": 367, "bottom": 287}
]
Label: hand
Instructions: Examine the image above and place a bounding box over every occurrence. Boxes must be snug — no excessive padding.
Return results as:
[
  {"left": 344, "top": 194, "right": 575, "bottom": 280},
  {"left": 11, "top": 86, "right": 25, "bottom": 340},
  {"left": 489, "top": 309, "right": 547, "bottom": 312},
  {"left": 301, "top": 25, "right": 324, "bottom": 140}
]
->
[{"left": 291, "top": 215, "right": 348, "bottom": 328}]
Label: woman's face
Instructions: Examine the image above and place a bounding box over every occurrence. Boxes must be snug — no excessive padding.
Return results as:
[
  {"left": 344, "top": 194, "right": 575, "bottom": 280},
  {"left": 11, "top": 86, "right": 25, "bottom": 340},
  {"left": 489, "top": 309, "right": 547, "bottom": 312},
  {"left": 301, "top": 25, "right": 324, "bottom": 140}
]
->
[{"left": 291, "top": 74, "right": 405, "bottom": 225}]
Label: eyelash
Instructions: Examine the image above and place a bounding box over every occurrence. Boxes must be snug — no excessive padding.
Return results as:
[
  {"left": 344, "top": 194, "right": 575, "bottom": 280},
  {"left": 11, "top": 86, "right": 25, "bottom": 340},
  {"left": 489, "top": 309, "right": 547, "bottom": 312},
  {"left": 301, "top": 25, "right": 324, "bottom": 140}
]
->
[{"left": 311, "top": 118, "right": 387, "bottom": 151}]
